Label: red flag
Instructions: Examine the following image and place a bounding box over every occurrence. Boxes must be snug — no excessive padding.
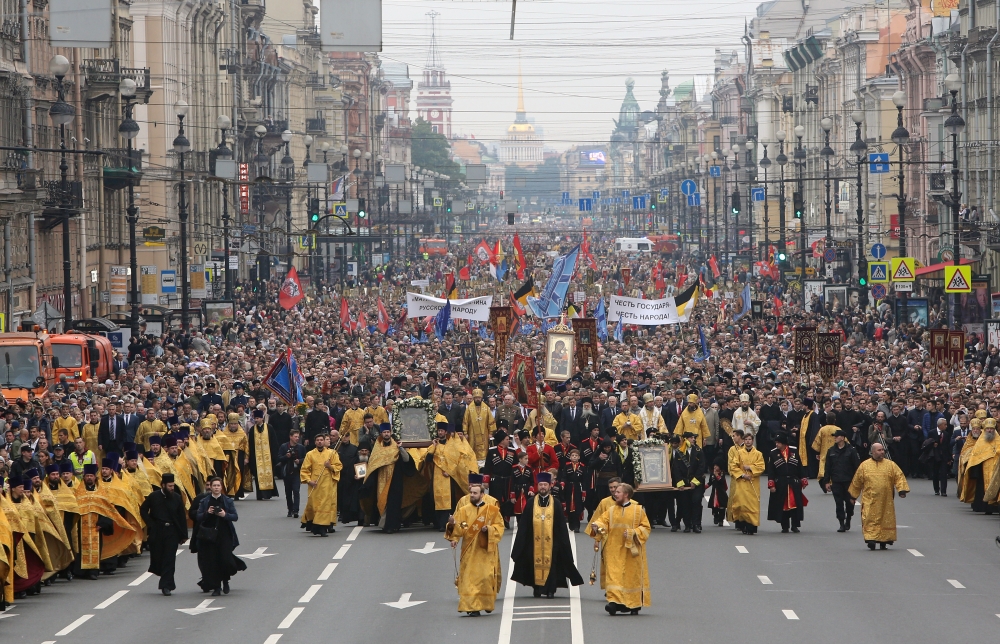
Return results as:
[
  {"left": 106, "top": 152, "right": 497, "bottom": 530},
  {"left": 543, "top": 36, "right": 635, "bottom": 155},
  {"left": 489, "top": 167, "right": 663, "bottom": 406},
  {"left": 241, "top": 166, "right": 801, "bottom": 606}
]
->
[
  {"left": 513, "top": 233, "right": 526, "bottom": 280},
  {"left": 339, "top": 297, "right": 351, "bottom": 330},
  {"left": 444, "top": 273, "right": 456, "bottom": 299},
  {"left": 357, "top": 310, "right": 368, "bottom": 331},
  {"left": 708, "top": 256, "right": 721, "bottom": 279},
  {"left": 458, "top": 266, "right": 471, "bottom": 281},
  {"left": 774, "top": 295, "right": 782, "bottom": 313},
  {"left": 621, "top": 268, "right": 632, "bottom": 289},
  {"left": 424, "top": 315, "right": 435, "bottom": 333},
  {"left": 676, "top": 272, "right": 687, "bottom": 290},
  {"left": 278, "top": 266, "right": 305, "bottom": 310},
  {"left": 474, "top": 240, "right": 495, "bottom": 264},
  {"left": 377, "top": 298, "right": 390, "bottom": 334},
  {"left": 655, "top": 276, "right": 665, "bottom": 292},
  {"left": 467, "top": 254, "right": 474, "bottom": 267},
  {"left": 581, "top": 229, "right": 598, "bottom": 270}
]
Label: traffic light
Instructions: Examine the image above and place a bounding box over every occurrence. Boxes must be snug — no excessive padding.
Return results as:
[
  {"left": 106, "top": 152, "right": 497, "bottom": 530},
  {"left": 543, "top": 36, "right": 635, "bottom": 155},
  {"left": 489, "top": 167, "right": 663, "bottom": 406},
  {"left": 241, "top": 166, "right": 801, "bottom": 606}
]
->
[
  {"left": 507, "top": 212, "right": 515, "bottom": 225},
  {"left": 446, "top": 201, "right": 453, "bottom": 213},
  {"left": 731, "top": 190, "right": 741, "bottom": 215},
  {"left": 309, "top": 198, "right": 320, "bottom": 224},
  {"left": 650, "top": 201, "right": 656, "bottom": 210},
  {"left": 858, "top": 259, "right": 868, "bottom": 286},
  {"left": 357, "top": 198, "right": 367, "bottom": 219},
  {"left": 793, "top": 192, "right": 803, "bottom": 219},
  {"left": 777, "top": 252, "right": 786, "bottom": 262}
]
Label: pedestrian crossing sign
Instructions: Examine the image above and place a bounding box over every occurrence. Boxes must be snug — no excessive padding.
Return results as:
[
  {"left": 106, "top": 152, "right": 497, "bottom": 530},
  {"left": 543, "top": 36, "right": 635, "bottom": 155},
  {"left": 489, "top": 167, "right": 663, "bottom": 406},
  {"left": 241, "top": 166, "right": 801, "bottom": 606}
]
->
[
  {"left": 868, "top": 261, "right": 889, "bottom": 284},
  {"left": 890, "top": 257, "right": 915, "bottom": 281},
  {"left": 334, "top": 203, "right": 347, "bottom": 217},
  {"left": 944, "top": 264, "right": 972, "bottom": 293}
]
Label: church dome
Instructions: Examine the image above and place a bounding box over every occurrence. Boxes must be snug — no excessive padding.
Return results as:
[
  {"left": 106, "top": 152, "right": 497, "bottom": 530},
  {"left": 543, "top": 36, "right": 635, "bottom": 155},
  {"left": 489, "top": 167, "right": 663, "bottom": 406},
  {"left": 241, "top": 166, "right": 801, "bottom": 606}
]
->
[{"left": 508, "top": 121, "right": 535, "bottom": 134}]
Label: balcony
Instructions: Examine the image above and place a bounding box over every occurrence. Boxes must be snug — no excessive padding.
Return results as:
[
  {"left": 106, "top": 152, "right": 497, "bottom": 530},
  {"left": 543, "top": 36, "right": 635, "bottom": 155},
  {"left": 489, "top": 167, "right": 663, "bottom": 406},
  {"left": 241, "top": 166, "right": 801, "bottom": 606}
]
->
[
  {"left": 81, "top": 59, "right": 152, "bottom": 103},
  {"left": 306, "top": 72, "right": 326, "bottom": 89},
  {"left": 297, "top": 26, "right": 321, "bottom": 47},
  {"left": 306, "top": 118, "right": 326, "bottom": 134},
  {"left": 238, "top": 0, "right": 266, "bottom": 27},
  {"left": 102, "top": 147, "right": 142, "bottom": 190}
]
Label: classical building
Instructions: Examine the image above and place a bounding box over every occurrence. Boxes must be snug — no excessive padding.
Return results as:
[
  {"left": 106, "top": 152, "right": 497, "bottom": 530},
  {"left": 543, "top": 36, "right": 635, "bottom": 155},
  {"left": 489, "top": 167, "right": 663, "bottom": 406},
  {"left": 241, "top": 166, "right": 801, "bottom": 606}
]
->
[
  {"left": 415, "top": 12, "right": 452, "bottom": 137},
  {"left": 500, "top": 63, "right": 544, "bottom": 167}
]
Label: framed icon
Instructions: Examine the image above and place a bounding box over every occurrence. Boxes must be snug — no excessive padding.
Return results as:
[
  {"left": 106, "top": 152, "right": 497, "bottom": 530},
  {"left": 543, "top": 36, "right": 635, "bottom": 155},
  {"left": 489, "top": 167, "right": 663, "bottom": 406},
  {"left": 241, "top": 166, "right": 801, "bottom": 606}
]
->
[
  {"left": 634, "top": 444, "right": 673, "bottom": 491},
  {"left": 544, "top": 330, "right": 575, "bottom": 381}
]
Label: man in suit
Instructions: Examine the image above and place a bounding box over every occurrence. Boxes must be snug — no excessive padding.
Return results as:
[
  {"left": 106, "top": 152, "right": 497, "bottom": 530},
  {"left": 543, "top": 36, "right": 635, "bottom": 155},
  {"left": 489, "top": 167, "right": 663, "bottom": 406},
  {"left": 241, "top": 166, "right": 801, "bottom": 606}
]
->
[
  {"left": 437, "top": 389, "right": 465, "bottom": 431},
  {"left": 276, "top": 429, "right": 308, "bottom": 517},
  {"left": 600, "top": 395, "right": 619, "bottom": 436},
  {"left": 112, "top": 351, "right": 129, "bottom": 375},
  {"left": 99, "top": 401, "right": 126, "bottom": 457},
  {"left": 662, "top": 389, "right": 686, "bottom": 434},
  {"left": 121, "top": 400, "right": 142, "bottom": 443},
  {"left": 559, "top": 392, "right": 582, "bottom": 441}
]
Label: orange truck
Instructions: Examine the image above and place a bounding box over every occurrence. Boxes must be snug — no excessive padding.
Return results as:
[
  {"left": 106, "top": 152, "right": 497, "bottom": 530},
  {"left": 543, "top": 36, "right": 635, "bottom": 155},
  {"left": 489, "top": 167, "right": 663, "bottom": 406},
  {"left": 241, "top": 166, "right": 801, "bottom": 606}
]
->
[
  {"left": 50, "top": 332, "right": 114, "bottom": 384},
  {"left": 418, "top": 238, "right": 448, "bottom": 256},
  {"left": 0, "top": 331, "right": 57, "bottom": 403}
]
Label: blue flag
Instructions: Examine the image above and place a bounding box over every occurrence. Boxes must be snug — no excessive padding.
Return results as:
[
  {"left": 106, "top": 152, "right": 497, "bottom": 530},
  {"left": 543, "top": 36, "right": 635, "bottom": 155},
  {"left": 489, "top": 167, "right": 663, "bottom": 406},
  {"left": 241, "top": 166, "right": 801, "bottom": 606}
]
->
[
  {"left": 694, "top": 325, "right": 711, "bottom": 363},
  {"left": 263, "top": 348, "right": 304, "bottom": 406},
  {"left": 595, "top": 297, "right": 608, "bottom": 342},
  {"left": 434, "top": 300, "right": 451, "bottom": 341},
  {"left": 527, "top": 244, "right": 580, "bottom": 318},
  {"left": 614, "top": 312, "right": 624, "bottom": 343},
  {"left": 733, "top": 282, "right": 752, "bottom": 321}
]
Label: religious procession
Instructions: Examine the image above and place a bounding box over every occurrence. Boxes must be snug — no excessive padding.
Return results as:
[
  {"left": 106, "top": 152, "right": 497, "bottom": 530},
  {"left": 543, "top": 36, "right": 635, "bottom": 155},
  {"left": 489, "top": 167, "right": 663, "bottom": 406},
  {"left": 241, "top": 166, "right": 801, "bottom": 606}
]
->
[{"left": 0, "top": 227, "right": 995, "bottom": 630}]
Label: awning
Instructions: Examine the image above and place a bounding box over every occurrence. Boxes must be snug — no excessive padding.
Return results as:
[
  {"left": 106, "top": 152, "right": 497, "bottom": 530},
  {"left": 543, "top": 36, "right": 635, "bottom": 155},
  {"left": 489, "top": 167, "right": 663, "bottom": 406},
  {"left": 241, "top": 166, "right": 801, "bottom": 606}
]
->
[{"left": 914, "top": 258, "right": 975, "bottom": 278}]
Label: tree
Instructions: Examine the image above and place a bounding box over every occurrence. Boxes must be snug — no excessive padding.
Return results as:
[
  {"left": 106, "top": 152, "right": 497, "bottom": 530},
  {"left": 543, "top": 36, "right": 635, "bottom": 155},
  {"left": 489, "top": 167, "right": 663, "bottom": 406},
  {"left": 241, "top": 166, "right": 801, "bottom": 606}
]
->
[{"left": 411, "top": 118, "right": 462, "bottom": 179}]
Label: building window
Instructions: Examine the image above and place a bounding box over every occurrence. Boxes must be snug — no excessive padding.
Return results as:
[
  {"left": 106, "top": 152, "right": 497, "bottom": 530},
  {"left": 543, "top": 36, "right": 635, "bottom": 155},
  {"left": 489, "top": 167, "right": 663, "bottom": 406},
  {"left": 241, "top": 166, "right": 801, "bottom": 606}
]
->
[{"left": 432, "top": 125, "right": 438, "bottom": 133}]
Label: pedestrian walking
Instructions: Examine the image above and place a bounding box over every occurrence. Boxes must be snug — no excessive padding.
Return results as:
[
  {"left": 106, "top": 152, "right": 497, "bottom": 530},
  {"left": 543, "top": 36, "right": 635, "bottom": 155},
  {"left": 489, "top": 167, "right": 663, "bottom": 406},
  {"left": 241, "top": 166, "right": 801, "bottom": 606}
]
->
[
  {"left": 195, "top": 477, "right": 246, "bottom": 595},
  {"left": 139, "top": 472, "right": 188, "bottom": 595}
]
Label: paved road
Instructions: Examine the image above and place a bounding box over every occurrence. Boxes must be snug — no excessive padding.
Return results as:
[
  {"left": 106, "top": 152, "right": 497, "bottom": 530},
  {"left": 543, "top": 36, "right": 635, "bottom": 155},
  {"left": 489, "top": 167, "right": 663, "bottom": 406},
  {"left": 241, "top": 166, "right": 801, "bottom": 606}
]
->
[{"left": 3, "top": 477, "right": 999, "bottom": 644}]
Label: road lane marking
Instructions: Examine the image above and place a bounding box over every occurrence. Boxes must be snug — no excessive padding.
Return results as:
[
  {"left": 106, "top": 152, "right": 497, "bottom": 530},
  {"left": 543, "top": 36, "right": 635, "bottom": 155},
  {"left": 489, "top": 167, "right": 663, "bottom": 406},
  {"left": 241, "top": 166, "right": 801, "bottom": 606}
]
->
[
  {"left": 278, "top": 607, "right": 305, "bottom": 629},
  {"left": 299, "top": 585, "right": 322, "bottom": 603},
  {"left": 41, "top": 641, "right": 56, "bottom": 644},
  {"left": 948, "top": 579, "right": 965, "bottom": 589},
  {"left": 782, "top": 610, "right": 799, "bottom": 620},
  {"left": 56, "top": 615, "right": 94, "bottom": 636},
  {"left": 514, "top": 610, "right": 571, "bottom": 615},
  {"left": 176, "top": 548, "right": 184, "bottom": 555},
  {"left": 736, "top": 546, "right": 749, "bottom": 553},
  {"left": 333, "top": 544, "right": 351, "bottom": 560},
  {"left": 568, "top": 533, "right": 583, "bottom": 644},
  {"left": 347, "top": 526, "right": 363, "bottom": 541},
  {"left": 723, "top": 520, "right": 731, "bottom": 526},
  {"left": 513, "top": 616, "right": 572, "bottom": 621},
  {"left": 95, "top": 590, "right": 129, "bottom": 609},
  {"left": 514, "top": 605, "right": 569, "bottom": 609},
  {"left": 129, "top": 572, "right": 153, "bottom": 586},
  {"left": 263, "top": 635, "right": 282, "bottom": 644},
  {"left": 908, "top": 549, "right": 923, "bottom": 557},
  {"left": 758, "top": 575, "right": 772, "bottom": 585},
  {"left": 317, "top": 563, "right": 338, "bottom": 580},
  {"left": 498, "top": 530, "right": 518, "bottom": 644}
]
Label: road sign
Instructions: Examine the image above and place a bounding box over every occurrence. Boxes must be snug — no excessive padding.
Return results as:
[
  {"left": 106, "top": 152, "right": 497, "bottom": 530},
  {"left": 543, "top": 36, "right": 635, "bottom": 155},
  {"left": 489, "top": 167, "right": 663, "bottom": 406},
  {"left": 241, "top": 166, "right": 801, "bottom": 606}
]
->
[
  {"left": 891, "top": 257, "right": 915, "bottom": 281},
  {"left": 709, "top": 165, "right": 722, "bottom": 177},
  {"left": 334, "top": 203, "right": 347, "bottom": 217},
  {"left": 868, "top": 152, "right": 890, "bottom": 174},
  {"left": 894, "top": 282, "right": 913, "bottom": 292},
  {"left": 681, "top": 179, "right": 697, "bottom": 196},
  {"left": 871, "top": 243, "right": 887, "bottom": 259},
  {"left": 687, "top": 194, "right": 701, "bottom": 207},
  {"left": 632, "top": 195, "right": 647, "bottom": 209},
  {"left": 578, "top": 198, "right": 593, "bottom": 212},
  {"left": 193, "top": 241, "right": 209, "bottom": 257},
  {"left": 467, "top": 202, "right": 475, "bottom": 211},
  {"left": 751, "top": 187, "right": 765, "bottom": 202},
  {"left": 562, "top": 192, "right": 569, "bottom": 203},
  {"left": 868, "top": 261, "right": 889, "bottom": 284},
  {"left": 823, "top": 248, "right": 837, "bottom": 263},
  {"left": 870, "top": 284, "right": 887, "bottom": 300},
  {"left": 592, "top": 190, "right": 601, "bottom": 200},
  {"left": 657, "top": 194, "right": 667, "bottom": 203},
  {"left": 622, "top": 189, "right": 630, "bottom": 198},
  {"left": 944, "top": 264, "right": 972, "bottom": 292},
  {"left": 660, "top": 188, "right": 669, "bottom": 197},
  {"left": 433, "top": 197, "right": 443, "bottom": 207}
]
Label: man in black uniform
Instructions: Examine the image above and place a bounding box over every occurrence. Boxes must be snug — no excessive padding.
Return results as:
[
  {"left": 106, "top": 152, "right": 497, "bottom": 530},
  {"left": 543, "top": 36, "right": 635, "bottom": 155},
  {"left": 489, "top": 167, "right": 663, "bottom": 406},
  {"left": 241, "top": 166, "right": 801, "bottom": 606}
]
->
[
  {"left": 276, "top": 429, "right": 307, "bottom": 517},
  {"left": 681, "top": 431, "right": 706, "bottom": 533},
  {"left": 767, "top": 433, "right": 807, "bottom": 533},
  {"left": 821, "top": 429, "right": 861, "bottom": 532},
  {"left": 484, "top": 428, "right": 515, "bottom": 527},
  {"left": 139, "top": 473, "right": 188, "bottom": 595}
]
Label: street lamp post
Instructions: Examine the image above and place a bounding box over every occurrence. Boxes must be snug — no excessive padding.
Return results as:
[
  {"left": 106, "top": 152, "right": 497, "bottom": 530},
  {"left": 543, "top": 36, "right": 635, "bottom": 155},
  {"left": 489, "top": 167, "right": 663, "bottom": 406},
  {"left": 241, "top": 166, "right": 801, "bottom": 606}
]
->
[
  {"left": 730, "top": 147, "right": 740, "bottom": 254},
  {"left": 173, "top": 100, "right": 192, "bottom": 331},
  {"left": 48, "top": 55, "right": 75, "bottom": 330},
  {"left": 744, "top": 141, "right": 755, "bottom": 260},
  {"left": 759, "top": 143, "right": 771, "bottom": 262},
  {"left": 890, "top": 94, "right": 910, "bottom": 324},
  {"left": 216, "top": 115, "right": 233, "bottom": 299},
  {"left": 849, "top": 111, "right": 868, "bottom": 308},
  {"left": 776, "top": 130, "right": 788, "bottom": 266},
  {"left": 794, "top": 125, "right": 806, "bottom": 305},
  {"left": 944, "top": 73, "right": 966, "bottom": 329},
  {"left": 281, "top": 130, "right": 294, "bottom": 269},
  {"left": 118, "top": 77, "right": 140, "bottom": 336},
  {"left": 253, "top": 125, "right": 269, "bottom": 286},
  {"left": 820, "top": 118, "right": 834, "bottom": 279}
]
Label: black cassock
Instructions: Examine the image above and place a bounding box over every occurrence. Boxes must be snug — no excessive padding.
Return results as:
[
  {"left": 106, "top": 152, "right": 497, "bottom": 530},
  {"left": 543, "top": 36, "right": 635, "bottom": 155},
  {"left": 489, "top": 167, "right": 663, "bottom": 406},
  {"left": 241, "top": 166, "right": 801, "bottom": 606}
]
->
[
  {"left": 247, "top": 424, "right": 280, "bottom": 500},
  {"left": 510, "top": 494, "right": 584, "bottom": 593},
  {"left": 484, "top": 445, "right": 515, "bottom": 518},
  {"left": 337, "top": 442, "right": 361, "bottom": 523},
  {"left": 360, "top": 446, "right": 419, "bottom": 532},
  {"left": 139, "top": 488, "right": 188, "bottom": 590},
  {"left": 767, "top": 446, "right": 807, "bottom": 524}
]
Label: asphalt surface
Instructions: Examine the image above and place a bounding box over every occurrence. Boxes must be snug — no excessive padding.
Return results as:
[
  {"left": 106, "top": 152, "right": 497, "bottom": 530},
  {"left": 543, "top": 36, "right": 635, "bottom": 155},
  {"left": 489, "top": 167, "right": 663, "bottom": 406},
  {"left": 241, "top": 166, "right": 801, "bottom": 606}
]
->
[{"left": 3, "top": 476, "right": 999, "bottom": 644}]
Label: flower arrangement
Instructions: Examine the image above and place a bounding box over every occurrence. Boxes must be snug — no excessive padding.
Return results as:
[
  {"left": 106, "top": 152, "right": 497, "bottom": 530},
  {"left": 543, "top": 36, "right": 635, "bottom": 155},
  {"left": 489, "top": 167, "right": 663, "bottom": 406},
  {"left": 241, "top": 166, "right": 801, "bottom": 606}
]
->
[
  {"left": 631, "top": 437, "right": 664, "bottom": 484},
  {"left": 390, "top": 396, "right": 436, "bottom": 443}
]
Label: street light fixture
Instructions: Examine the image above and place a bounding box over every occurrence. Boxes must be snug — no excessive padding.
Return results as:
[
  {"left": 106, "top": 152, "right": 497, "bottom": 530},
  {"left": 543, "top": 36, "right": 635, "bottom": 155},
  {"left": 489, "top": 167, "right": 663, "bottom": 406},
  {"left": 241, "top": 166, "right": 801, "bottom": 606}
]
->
[
  {"left": 849, "top": 110, "right": 868, "bottom": 306},
  {"left": 759, "top": 142, "right": 771, "bottom": 260},
  {"left": 944, "top": 73, "right": 966, "bottom": 328},
  {"left": 820, "top": 117, "right": 834, "bottom": 277},
  {"left": 216, "top": 114, "right": 234, "bottom": 300},
  {"left": 172, "top": 100, "right": 191, "bottom": 331},
  {"left": 281, "top": 130, "right": 295, "bottom": 268},
  {"left": 794, "top": 126, "right": 806, "bottom": 303},
  {"left": 49, "top": 55, "right": 75, "bottom": 330},
  {"left": 776, "top": 130, "right": 788, "bottom": 262},
  {"left": 119, "top": 77, "right": 141, "bottom": 336}
]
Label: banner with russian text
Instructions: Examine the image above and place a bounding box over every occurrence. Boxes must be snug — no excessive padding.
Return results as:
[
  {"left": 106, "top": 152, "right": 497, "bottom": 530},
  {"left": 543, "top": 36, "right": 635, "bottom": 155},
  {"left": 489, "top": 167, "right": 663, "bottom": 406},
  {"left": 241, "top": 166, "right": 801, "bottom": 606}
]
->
[
  {"left": 406, "top": 292, "right": 493, "bottom": 322},
  {"left": 607, "top": 295, "right": 681, "bottom": 326}
]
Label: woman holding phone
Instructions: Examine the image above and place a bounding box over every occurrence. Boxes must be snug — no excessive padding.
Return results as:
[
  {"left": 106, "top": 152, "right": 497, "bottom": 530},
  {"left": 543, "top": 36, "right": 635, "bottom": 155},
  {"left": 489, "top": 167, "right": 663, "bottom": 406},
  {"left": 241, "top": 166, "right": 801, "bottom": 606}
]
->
[{"left": 195, "top": 477, "right": 246, "bottom": 595}]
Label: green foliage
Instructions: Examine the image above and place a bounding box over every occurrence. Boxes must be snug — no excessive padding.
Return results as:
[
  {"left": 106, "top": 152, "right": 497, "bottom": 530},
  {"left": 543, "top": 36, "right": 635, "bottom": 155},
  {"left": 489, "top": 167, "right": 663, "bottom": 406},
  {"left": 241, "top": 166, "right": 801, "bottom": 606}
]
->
[{"left": 411, "top": 118, "right": 463, "bottom": 180}]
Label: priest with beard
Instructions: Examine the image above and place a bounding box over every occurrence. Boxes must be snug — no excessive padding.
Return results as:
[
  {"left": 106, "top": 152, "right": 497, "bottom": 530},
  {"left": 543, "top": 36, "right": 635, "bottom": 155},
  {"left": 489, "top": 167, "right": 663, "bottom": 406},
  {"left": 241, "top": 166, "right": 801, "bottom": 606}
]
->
[
  {"left": 510, "top": 472, "right": 584, "bottom": 598},
  {"left": 247, "top": 409, "right": 279, "bottom": 500},
  {"left": 362, "top": 425, "right": 425, "bottom": 534},
  {"left": 299, "top": 433, "right": 342, "bottom": 536},
  {"left": 973, "top": 418, "right": 1000, "bottom": 510},
  {"left": 139, "top": 473, "right": 188, "bottom": 595},
  {"left": 334, "top": 429, "right": 361, "bottom": 524}
]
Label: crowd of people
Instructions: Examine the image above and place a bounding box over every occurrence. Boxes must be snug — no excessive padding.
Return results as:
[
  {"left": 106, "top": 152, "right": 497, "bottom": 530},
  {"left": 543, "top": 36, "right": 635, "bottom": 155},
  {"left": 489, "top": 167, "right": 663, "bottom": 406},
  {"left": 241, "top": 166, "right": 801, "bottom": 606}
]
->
[{"left": 0, "top": 225, "right": 997, "bottom": 618}]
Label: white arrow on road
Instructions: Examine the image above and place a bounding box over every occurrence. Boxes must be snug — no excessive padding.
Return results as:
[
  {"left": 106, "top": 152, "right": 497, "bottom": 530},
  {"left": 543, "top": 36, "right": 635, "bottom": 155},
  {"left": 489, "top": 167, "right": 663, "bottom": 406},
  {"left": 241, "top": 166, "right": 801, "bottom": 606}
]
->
[
  {"left": 237, "top": 547, "right": 277, "bottom": 560},
  {"left": 176, "top": 599, "right": 225, "bottom": 615},
  {"left": 410, "top": 542, "right": 446, "bottom": 554},
  {"left": 0, "top": 612, "right": 18, "bottom": 619},
  {"left": 382, "top": 593, "right": 426, "bottom": 609}
]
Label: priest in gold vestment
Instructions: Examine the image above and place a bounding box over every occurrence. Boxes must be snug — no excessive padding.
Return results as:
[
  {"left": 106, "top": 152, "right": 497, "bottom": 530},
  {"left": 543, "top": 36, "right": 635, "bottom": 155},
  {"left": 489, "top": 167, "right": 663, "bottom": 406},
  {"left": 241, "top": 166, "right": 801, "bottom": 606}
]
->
[
  {"left": 247, "top": 410, "right": 279, "bottom": 500},
  {"left": 957, "top": 420, "right": 982, "bottom": 504},
  {"left": 300, "top": 433, "right": 342, "bottom": 536},
  {"left": 510, "top": 472, "right": 583, "bottom": 598},
  {"left": 584, "top": 477, "right": 621, "bottom": 589},
  {"left": 589, "top": 483, "right": 650, "bottom": 615},
  {"left": 72, "top": 464, "right": 137, "bottom": 579},
  {"left": 445, "top": 476, "right": 503, "bottom": 616},
  {"left": 425, "top": 422, "right": 479, "bottom": 530},
  {"left": 217, "top": 413, "right": 248, "bottom": 499},
  {"left": 728, "top": 430, "right": 765, "bottom": 535},
  {"left": 972, "top": 418, "right": 1000, "bottom": 510},
  {"left": 462, "top": 389, "right": 496, "bottom": 460},
  {"left": 847, "top": 443, "right": 909, "bottom": 550}
]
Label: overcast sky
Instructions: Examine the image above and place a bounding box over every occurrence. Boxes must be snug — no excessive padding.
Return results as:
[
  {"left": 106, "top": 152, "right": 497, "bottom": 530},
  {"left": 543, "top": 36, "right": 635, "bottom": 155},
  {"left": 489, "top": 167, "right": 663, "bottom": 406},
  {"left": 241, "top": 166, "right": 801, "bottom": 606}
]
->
[{"left": 380, "top": 0, "right": 761, "bottom": 153}]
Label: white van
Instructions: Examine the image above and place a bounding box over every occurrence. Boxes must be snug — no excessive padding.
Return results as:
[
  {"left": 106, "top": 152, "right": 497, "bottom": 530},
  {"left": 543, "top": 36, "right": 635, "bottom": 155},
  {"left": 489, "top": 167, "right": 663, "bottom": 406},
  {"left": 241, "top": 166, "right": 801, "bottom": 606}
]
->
[{"left": 614, "top": 237, "right": 654, "bottom": 253}]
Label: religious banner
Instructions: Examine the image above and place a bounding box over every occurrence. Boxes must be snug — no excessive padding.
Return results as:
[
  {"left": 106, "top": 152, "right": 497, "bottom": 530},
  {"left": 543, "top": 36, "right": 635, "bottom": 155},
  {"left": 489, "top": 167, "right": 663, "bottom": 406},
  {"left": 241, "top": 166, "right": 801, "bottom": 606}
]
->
[
  {"left": 949, "top": 331, "right": 966, "bottom": 367},
  {"left": 573, "top": 317, "right": 598, "bottom": 372},
  {"left": 544, "top": 326, "right": 575, "bottom": 381},
  {"left": 488, "top": 306, "right": 514, "bottom": 363},
  {"left": 509, "top": 353, "right": 539, "bottom": 409},
  {"left": 817, "top": 332, "right": 841, "bottom": 381},
  {"left": 930, "top": 329, "right": 949, "bottom": 366},
  {"left": 621, "top": 267, "right": 631, "bottom": 290},
  {"left": 793, "top": 326, "right": 818, "bottom": 373},
  {"left": 459, "top": 342, "right": 479, "bottom": 375},
  {"left": 405, "top": 292, "right": 493, "bottom": 322}
]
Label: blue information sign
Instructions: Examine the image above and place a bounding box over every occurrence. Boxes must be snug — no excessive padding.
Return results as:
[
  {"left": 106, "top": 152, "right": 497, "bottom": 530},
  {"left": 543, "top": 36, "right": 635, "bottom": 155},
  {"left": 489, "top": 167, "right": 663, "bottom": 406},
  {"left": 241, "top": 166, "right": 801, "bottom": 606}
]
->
[{"left": 681, "top": 179, "right": 697, "bottom": 196}]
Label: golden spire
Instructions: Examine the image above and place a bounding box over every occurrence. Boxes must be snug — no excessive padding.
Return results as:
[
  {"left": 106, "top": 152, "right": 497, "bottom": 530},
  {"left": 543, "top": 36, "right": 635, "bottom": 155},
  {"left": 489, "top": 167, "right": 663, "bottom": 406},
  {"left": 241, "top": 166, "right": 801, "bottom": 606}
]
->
[{"left": 516, "top": 50, "right": 525, "bottom": 114}]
